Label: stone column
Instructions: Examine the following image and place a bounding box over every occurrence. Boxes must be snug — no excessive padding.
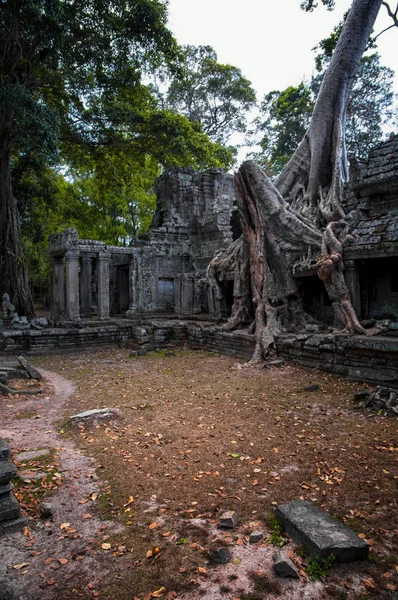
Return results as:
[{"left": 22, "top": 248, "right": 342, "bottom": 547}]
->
[
  {"left": 52, "top": 256, "right": 65, "bottom": 321},
  {"left": 97, "top": 252, "right": 110, "bottom": 320},
  {"left": 207, "top": 285, "right": 215, "bottom": 316},
  {"left": 181, "top": 275, "right": 194, "bottom": 315},
  {"left": 126, "top": 255, "right": 136, "bottom": 316},
  {"left": 174, "top": 276, "right": 182, "bottom": 314},
  {"left": 80, "top": 255, "right": 92, "bottom": 318},
  {"left": 345, "top": 259, "right": 361, "bottom": 317},
  {"left": 193, "top": 279, "right": 202, "bottom": 314},
  {"left": 65, "top": 250, "right": 80, "bottom": 321}
]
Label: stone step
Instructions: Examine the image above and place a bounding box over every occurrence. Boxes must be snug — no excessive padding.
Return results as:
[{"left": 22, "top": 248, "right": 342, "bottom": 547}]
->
[{"left": 276, "top": 500, "right": 369, "bottom": 563}]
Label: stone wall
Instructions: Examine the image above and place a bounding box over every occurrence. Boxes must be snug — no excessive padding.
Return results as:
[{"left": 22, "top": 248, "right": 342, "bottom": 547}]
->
[{"left": 1, "top": 320, "right": 397, "bottom": 388}]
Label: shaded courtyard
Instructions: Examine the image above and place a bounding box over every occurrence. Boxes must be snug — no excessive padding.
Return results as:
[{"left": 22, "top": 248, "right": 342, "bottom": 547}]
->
[{"left": 0, "top": 349, "right": 397, "bottom": 599}]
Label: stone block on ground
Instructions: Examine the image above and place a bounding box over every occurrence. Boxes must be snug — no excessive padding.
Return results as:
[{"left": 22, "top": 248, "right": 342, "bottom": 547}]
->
[
  {"left": 18, "top": 356, "right": 42, "bottom": 381},
  {"left": 19, "top": 470, "right": 47, "bottom": 483},
  {"left": 273, "top": 551, "right": 300, "bottom": 578},
  {"left": 14, "top": 448, "right": 50, "bottom": 462},
  {"left": 249, "top": 531, "right": 264, "bottom": 544},
  {"left": 265, "top": 359, "right": 285, "bottom": 368},
  {"left": 70, "top": 408, "right": 111, "bottom": 421},
  {"left": 276, "top": 500, "right": 369, "bottom": 562},
  {"left": 39, "top": 502, "right": 53, "bottom": 518},
  {"left": 219, "top": 510, "right": 238, "bottom": 528},
  {"left": 208, "top": 547, "right": 231, "bottom": 564}
]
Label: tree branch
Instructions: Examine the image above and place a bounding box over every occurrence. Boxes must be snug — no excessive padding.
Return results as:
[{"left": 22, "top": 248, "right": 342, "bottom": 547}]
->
[{"left": 382, "top": 1, "right": 398, "bottom": 25}]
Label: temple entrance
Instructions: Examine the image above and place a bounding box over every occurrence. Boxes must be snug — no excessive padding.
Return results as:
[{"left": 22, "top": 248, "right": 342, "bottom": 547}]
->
[
  {"left": 359, "top": 257, "right": 398, "bottom": 321},
  {"left": 300, "top": 275, "right": 334, "bottom": 324},
  {"left": 117, "top": 265, "right": 130, "bottom": 314}
]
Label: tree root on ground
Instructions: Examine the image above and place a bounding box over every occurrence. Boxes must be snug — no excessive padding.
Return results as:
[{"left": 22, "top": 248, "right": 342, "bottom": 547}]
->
[{"left": 0, "top": 382, "right": 42, "bottom": 395}]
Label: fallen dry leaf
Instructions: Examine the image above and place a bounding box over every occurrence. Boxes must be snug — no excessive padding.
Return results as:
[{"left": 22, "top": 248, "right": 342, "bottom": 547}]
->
[
  {"left": 123, "top": 495, "right": 135, "bottom": 507},
  {"left": 151, "top": 587, "right": 167, "bottom": 597},
  {"left": 13, "top": 563, "right": 29, "bottom": 571}
]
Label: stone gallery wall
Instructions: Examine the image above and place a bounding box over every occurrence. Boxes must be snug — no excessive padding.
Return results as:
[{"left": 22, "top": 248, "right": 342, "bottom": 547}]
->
[
  {"left": 49, "top": 169, "right": 235, "bottom": 322},
  {"left": 1, "top": 319, "right": 397, "bottom": 388}
]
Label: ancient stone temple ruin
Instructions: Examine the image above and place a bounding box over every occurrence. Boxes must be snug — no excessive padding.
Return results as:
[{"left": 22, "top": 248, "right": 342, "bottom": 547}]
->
[
  {"left": 49, "top": 168, "right": 236, "bottom": 322},
  {"left": 283, "top": 135, "right": 398, "bottom": 325},
  {"left": 1, "top": 137, "right": 396, "bottom": 385},
  {"left": 49, "top": 136, "right": 398, "bottom": 328}
]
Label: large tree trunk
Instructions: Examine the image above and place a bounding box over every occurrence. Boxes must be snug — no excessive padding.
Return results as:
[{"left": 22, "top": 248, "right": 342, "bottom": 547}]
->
[
  {"left": 277, "top": 0, "right": 383, "bottom": 220},
  {"left": 207, "top": 0, "right": 384, "bottom": 362},
  {"left": 0, "top": 110, "right": 35, "bottom": 317}
]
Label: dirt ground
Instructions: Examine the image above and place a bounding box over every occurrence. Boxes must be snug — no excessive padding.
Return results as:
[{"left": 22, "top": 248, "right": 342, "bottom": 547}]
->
[{"left": 0, "top": 348, "right": 397, "bottom": 600}]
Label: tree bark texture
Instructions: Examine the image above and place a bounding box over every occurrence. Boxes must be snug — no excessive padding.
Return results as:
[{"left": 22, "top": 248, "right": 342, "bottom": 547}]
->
[
  {"left": 207, "top": 0, "right": 384, "bottom": 362},
  {"left": 0, "top": 110, "right": 35, "bottom": 317}
]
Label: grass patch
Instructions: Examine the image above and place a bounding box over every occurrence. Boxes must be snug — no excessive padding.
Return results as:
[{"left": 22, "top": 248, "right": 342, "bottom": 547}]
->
[
  {"left": 306, "top": 554, "right": 336, "bottom": 580},
  {"left": 266, "top": 517, "right": 288, "bottom": 547},
  {"left": 12, "top": 450, "right": 60, "bottom": 515}
]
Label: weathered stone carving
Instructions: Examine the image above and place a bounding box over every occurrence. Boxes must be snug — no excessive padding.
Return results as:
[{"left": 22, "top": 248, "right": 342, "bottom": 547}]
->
[{"left": 2, "top": 293, "right": 15, "bottom": 320}]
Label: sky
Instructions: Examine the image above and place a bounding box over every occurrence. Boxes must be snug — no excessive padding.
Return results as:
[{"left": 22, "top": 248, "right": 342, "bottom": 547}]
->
[
  {"left": 166, "top": 0, "right": 397, "bottom": 158},
  {"left": 167, "top": 0, "right": 397, "bottom": 97}
]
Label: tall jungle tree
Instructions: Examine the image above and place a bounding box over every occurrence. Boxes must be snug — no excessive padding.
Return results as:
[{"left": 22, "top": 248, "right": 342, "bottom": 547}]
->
[
  {"left": 151, "top": 45, "right": 257, "bottom": 145},
  {"left": 0, "top": 0, "right": 178, "bottom": 316},
  {"left": 208, "top": 0, "right": 393, "bottom": 363}
]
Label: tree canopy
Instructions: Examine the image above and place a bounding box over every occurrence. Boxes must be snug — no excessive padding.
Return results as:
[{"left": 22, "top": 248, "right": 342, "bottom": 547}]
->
[
  {"left": 151, "top": 45, "right": 257, "bottom": 146},
  {"left": 0, "top": 0, "right": 240, "bottom": 314}
]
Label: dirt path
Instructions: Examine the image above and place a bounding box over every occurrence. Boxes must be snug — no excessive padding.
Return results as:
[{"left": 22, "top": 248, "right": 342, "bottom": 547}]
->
[{"left": 0, "top": 370, "right": 114, "bottom": 600}]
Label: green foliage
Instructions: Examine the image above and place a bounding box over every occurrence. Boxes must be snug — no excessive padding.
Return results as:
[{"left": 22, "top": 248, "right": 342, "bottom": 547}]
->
[
  {"left": 301, "top": 0, "right": 335, "bottom": 11},
  {"left": 152, "top": 45, "right": 256, "bottom": 145},
  {"left": 267, "top": 519, "right": 288, "bottom": 547},
  {"left": 251, "top": 83, "right": 313, "bottom": 174},
  {"left": 306, "top": 554, "right": 336, "bottom": 580},
  {"left": 1, "top": 0, "right": 239, "bottom": 305}
]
